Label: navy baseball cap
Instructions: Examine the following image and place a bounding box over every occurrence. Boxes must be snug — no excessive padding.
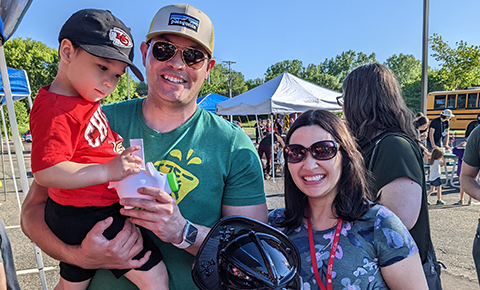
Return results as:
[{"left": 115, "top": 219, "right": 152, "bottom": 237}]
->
[{"left": 59, "top": 9, "right": 143, "bottom": 81}]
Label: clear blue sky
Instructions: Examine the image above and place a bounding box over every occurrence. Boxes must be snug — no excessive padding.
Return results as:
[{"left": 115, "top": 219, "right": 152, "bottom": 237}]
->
[{"left": 10, "top": 0, "right": 480, "bottom": 82}]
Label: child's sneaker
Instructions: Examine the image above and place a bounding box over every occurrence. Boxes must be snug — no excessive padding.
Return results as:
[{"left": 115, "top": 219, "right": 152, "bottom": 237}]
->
[
  {"left": 436, "top": 199, "right": 446, "bottom": 205},
  {"left": 453, "top": 200, "right": 464, "bottom": 205}
]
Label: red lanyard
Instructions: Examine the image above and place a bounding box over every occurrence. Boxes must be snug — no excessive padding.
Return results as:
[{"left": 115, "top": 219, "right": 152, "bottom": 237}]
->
[{"left": 307, "top": 214, "right": 343, "bottom": 290}]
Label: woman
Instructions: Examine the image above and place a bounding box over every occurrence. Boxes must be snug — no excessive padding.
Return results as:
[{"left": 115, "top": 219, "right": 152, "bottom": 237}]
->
[
  {"left": 342, "top": 63, "right": 441, "bottom": 289},
  {"left": 269, "top": 110, "right": 427, "bottom": 289}
]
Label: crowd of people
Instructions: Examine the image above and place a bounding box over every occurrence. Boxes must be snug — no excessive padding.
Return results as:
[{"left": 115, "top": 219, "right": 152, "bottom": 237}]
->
[{"left": 0, "top": 2, "right": 474, "bottom": 290}]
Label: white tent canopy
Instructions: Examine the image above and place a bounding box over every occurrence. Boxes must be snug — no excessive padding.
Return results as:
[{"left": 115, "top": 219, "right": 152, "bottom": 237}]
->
[{"left": 215, "top": 72, "right": 342, "bottom": 115}]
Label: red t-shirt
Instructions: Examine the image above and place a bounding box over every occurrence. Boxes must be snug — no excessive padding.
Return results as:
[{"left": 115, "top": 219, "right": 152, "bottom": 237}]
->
[{"left": 30, "top": 85, "right": 124, "bottom": 207}]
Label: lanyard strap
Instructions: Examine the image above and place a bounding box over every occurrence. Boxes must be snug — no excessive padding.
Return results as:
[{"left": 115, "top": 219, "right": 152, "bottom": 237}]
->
[{"left": 307, "top": 214, "right": 343, "bottom": 290}]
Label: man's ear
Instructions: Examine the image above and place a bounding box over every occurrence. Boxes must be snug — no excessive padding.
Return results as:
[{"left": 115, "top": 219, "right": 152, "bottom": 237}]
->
[
  {"left": 58, "top": 39, "right": 76, "bottom": 64},
  {"left": 205, "top": 59, "right": 215, "bottom": 80},
  {"left": 140, "top": 42, "right": 149, "bottom": 67}
]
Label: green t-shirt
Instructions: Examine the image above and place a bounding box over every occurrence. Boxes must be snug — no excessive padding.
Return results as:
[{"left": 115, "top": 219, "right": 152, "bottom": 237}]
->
[
  {"left": 87, "top": 99, "right": 266, "bottom": 290},
  {"left": 361, "top": 132, "right": 431, "bottom": 264},
  {"left": 463, "top": 126, "right": 480, "bottom": 167}
]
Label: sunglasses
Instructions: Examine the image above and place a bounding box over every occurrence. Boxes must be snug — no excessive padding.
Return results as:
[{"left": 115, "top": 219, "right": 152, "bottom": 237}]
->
[
  {"left": 148, "top": 41, "right": 208, "bottom": 70},
  {"left": 336, "top": 95, "right": 344, "bottom": 107},
  {"left": 284, "top": 140, "right": 338, "bottom": 163}
]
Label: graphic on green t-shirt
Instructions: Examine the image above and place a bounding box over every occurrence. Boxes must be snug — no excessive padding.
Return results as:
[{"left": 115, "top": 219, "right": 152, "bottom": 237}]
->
[{"left": 154, "top": 148, "right": 202, "bottom": 203}]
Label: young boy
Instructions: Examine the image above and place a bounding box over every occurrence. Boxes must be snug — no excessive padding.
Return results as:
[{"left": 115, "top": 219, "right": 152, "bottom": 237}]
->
[{"left": 29, "top": 9, "right": 168, "bottom": 290}]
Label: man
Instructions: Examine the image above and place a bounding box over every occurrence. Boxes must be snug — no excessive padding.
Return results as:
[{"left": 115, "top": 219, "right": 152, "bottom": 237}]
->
[
  {"left": 460, "top": 126, "right": 480, "bottom": 286},
  {"left": 428, "top": 109, "right": 454, "bottom": 149},
  {"left": 20, "top": 4, "right": 267, "bottom": 290}
]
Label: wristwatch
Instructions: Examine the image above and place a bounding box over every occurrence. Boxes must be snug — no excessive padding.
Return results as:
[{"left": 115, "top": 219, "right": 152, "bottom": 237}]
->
[{"left": 172, "top": 220, "right": 198, "bottom": 249}]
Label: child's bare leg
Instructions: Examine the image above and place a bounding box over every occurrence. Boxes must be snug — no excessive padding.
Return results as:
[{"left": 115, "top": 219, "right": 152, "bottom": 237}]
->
[
  {"left": 460, "top": 187, "right": 465, "bottom": 201},
  {"left": 54, "top": 277, "right": 91, "bottom": 290},
  {"left": 124, "top": 261, "right": 169, "bottom": 290},
  {"left": 437, "top": 185, "right": 442, "bottom": 200}
]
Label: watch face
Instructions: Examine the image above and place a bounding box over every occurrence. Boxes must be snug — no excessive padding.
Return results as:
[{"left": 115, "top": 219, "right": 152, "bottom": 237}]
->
[{"left": 185, "top": 223, "right": 198, "bottom": 244}]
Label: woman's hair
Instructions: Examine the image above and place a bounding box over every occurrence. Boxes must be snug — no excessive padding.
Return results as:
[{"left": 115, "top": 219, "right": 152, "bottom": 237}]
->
[
  {"left": 429, "top": 148, "right": 444, "bottom": 165},
  {"left": 281, "top": 110, "right": 372, "bottom": 230},
  {"left": 414, "top": 116, "right": 429, "bottom": 128},
  {"left": 343, "top": 63, "right": 417, "bottom": 145}
]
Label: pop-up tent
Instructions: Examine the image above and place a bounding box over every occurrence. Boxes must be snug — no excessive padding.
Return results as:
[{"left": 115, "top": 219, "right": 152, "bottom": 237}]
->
[
  {"left": 215, "top": 72, "right": 341, "bottom": 115},
  {"left": 216, "top": 72, "right": 342, "bottom": 181},
  {"left": 196, "top": 93, "right": 228, "bottom": 113}
]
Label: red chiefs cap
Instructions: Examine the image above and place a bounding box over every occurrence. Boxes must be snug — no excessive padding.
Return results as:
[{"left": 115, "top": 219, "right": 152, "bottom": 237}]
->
[{"left": 59, "top": 9, "right": 143, "bottom": 81}]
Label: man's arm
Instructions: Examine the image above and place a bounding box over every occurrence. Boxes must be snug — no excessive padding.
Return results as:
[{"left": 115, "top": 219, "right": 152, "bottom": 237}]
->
[
  {"left": 428, "top": 128, "right": 436, "bottom": 148},
  {"left": 20, "top": 180, "right": 148, "bottom": 269},
  {"left": 460, "top": 162, "right": 480, "bottom": 200},
  {"left": 120, "top": 187, "right": 267, "bottom": 256},
  {"left": 377, "top": 177, "right": 422, "bottom": 230}
]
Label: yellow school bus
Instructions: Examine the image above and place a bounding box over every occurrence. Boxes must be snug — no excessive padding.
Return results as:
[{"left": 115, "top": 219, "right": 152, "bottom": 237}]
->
[{"left": 426, "top": 88, "right": 480, "bottom": 133}]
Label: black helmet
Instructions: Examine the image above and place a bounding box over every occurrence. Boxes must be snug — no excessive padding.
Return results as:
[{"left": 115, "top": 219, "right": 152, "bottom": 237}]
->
[{"left": 192, "top": 216, "right": 302, "bottom": 290}]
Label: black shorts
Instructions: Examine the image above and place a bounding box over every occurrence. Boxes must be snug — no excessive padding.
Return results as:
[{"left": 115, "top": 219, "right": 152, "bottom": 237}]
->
[{"left": 45, "top": 198, "right": 163, "bottom": 282}]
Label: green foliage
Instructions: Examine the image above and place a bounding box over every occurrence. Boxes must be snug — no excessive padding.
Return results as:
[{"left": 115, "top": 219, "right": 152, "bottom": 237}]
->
[
  {"left": 402, "top": 70, "right": 446, "bottom": 113},
  {"left": 199, "top": 63, "right": 247, "bottom": 97},
  {"left": 265, "top": 59, "right": 303, "bottom": 81},
  {"left": 430, "top": 33, "right": 480, "bottom": 90},
  {"left": 318, "top": 50, "right": 377, "bottom": 84},
  {"left": 4, "top": 37, "right": 58, "bottom": 98},
  {"left": 101, "top": 73, "right": 138, "bottom": 104},
  {"left": 245, "top": 78, "right": 264, "bottom": 90},
  {"left": 136, "top": 81, "right": 148, "bottom": 97},
  {"left": 384, "top": 54, "right": 421, "bottom": 86}
]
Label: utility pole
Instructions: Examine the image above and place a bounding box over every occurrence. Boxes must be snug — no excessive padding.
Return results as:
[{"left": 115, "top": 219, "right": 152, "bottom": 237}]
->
[
  {"left": 222, "top": 60, "right": 236, "bottom": 121},
  {"left": 421, "top": 0, "right": 429, "bottom": 116}
]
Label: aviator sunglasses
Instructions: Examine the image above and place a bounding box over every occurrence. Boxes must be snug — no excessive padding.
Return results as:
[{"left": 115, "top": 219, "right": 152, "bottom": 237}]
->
[
  {"left": 284, "top": 140, "right": 338, "bottom": 163},
  {"left": 148, "top": 41, "right": 208, "bottom": 70}
]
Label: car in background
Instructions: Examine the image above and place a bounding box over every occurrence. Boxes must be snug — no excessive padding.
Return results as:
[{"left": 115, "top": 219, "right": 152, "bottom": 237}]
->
[{"left": 22, "top": 130, "right": 32, "bottom": 142}]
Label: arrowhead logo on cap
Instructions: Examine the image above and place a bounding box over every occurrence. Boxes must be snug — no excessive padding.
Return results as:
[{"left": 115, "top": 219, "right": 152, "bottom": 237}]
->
[{"left": 109, "top": 27, "right": 133, "bottom": 48}]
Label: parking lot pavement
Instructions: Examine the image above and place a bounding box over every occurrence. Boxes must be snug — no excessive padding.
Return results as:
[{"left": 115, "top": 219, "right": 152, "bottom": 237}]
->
[{"left": 2, "top": 141, "right": 480, "bottom": 289}]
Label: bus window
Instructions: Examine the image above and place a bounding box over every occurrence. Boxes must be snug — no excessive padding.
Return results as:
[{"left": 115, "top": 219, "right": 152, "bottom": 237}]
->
[
  {"left": 434, "top": 95, "right": 446, "bottom": 109},
  {"left": 467, "top": 93, "right": 478, "bottom": 108},
  {"left": 457, "top": 94, "right": 466, "bottom": 108},
  {"left": 447, "top": 94, "right": 456, "bottom": 108}
]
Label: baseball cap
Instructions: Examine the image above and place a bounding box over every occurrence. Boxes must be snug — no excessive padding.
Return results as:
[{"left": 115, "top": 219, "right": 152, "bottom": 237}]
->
[
  {"left": 146, "top": 4, "right": 214, "bottom": 57},
  {"left": 441, "top": 109, "right": 455, "bottom": 117},
  {"left": 59, "top": 9, "right": 144, "bottom": 81},
  {"left": 192, "top": 216, "right": 302, "bottom": 290}
]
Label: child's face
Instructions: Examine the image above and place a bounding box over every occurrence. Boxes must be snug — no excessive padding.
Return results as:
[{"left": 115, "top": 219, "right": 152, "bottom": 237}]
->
[{"left": 67, "top": 49, "right": 128, "bottom": 102}]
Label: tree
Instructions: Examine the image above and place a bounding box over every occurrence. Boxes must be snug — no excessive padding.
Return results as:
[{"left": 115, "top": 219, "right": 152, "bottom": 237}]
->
[
  {"left": 101, "top": 73, "right": 138, "bottom": 104},
  {"left": 318, "top": 50, "right": 377, "bottom": 84},
  {"left": 302, "top": 64, "right": 341, "bottom": 91},
  {"left": 430, "top": 33, "right": 480, "bottom": 90},
  {"left": 245, "top": 78, "right": 264, "bottom": 90},
  {"left": 4, "top": 37, "right": 58, "bottom": 98},
  {"left": 402, "top": 69, "right": 446, "bottom": 113},
  {"left": 199, "top": 63, "right": 247, "bottom": 97},
  {"left": 384, "top": 54, "right": 421, "bottom": 87},
  {"left": 265, "top": 60, "right": 303, "bottom": 81}
]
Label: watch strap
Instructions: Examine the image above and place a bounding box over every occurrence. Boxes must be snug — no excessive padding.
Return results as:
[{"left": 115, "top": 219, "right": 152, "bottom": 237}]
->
[{"left": 172, "top": 220, "right": 195, "bottom": 249}]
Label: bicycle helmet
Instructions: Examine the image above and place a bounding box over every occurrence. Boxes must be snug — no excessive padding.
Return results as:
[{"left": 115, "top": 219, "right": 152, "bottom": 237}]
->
[{"left": 192, "top": 215, "right": 302, "bottom": 289}]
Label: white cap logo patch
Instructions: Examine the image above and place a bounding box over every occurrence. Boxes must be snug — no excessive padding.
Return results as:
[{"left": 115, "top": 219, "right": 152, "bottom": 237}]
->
[{"left": 109, "top": 27, "right": 133, "bottom": 48}]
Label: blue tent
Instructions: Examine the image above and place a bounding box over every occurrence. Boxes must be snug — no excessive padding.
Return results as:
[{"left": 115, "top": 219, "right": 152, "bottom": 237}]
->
[
  {"left": 0, "top": 67, "right": 30, "bottom": 104},
  {"left": 197, "top": 93, "right": 228, "bottom": 113}
]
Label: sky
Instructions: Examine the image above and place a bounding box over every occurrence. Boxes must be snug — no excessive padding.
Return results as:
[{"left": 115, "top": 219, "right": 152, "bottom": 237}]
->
[{"left": 9, "top": 0, "right": 480, "bottom": 83}]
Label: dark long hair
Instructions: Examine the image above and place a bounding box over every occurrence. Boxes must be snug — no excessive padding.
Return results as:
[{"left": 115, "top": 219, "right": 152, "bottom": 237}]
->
[
  {"left": 343, "top": 63, "right": 417, "bottom": 145},
  {"left": 281, "top": 110, "right": 372, "bottom": 230}
]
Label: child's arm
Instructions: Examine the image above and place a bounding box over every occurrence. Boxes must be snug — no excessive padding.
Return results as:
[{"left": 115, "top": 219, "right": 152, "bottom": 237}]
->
[
  {"left": 34, "top": 146, "right": 142, "bottom": 189},
  {"left": 439, "top": 158, "right": 446, "bottom": 166}
]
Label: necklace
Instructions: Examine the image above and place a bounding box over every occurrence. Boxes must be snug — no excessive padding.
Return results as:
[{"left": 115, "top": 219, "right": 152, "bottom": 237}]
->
[{"left": 307, "top": 213, "right": 343, "bottom": 290}]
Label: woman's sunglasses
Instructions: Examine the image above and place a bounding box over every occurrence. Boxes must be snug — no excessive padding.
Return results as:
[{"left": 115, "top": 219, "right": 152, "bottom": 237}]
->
[
  {"left": 284, "top": 140, "right": 338, "bottom": 163},
  {"left": 148, "top": 41, "right": 208, "bottom": 70}
]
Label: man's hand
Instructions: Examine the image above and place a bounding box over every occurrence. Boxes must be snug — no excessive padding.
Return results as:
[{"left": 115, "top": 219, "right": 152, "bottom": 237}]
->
[
  {"left": 73, "top": 217, "right": 149, "bottom": 270},
  {"left": 119, "top": 187, "right": 186, "bottom": 245},
  {"left": 103, "top": 146, "right": 142, "bottom": 182}
]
